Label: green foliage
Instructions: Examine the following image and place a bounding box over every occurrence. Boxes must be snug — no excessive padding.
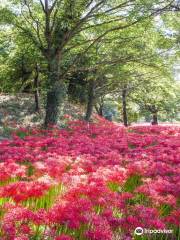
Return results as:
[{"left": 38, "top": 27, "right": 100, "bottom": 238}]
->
[
  {"left": 159, "top": 203, "right": 173, "bottom": 217},
  {"left": 123, "top": 174, "right": 143, "bottom": 192},
  {"left": 0, "top": 0, "right": 179, "bottom": 124},
  {"left": 23, "top": 183, "right": 64, "bottom": 210}
]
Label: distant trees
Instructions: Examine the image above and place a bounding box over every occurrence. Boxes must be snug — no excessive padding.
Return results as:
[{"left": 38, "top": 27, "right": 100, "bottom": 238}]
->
[{"left": 133, "top": 78, "right": 179, "bottom": 124}]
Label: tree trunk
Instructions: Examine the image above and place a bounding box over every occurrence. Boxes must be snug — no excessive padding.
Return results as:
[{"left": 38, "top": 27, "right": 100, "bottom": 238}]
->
[
  {"left": 98, "top": 105, "right": 103, "bottom": 116},
  {"left": 44, "top": 82, "right": 65, "bottom": 127},
  {"left": 95, "top": 104, "right": 103, "bottom": 117},
  {"left": 152, "top": 112, "right": 158, "bottom": 125},
  {"left": 44, "top": 56, "right": 65, "bottom": 127},
  {"left": 122, "top": 88, "right": 128, "bottom": 127},
  {"left": 34, "top": 64, "right": 40, "bottom": 113},
  {"left": 85, "top": 80, "right": 95, "bottom": 121}
]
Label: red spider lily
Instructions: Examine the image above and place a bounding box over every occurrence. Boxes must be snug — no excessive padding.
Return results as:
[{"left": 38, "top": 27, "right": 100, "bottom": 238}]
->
[{"left": 0, "top": 119, "right": 179, "bottom": 239}]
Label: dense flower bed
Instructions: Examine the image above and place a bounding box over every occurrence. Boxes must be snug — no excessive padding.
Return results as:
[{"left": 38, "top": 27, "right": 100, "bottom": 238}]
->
[{"left": 0, "top": 118, "right": 179, "bottom": 240}]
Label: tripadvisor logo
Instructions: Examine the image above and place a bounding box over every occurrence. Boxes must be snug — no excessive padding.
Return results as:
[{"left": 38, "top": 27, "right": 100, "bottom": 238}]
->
[
  {"left": 134, "top": 227, "right": 144, "bottom": 235},
  {"left": 134, "top": 227, "right": 173, "bottom": 236}
]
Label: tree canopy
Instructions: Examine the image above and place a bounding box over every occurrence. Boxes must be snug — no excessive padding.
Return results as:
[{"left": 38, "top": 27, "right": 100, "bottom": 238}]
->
[{"left": 0, "top": 0, "right": 179, "bottom": 126}]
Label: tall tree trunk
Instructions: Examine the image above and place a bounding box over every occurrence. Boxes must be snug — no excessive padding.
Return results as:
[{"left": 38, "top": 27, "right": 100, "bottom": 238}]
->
[
  {"left": 44, "top": 56, "right": 65, "bottom": 127},
  {"left": 152, "top": 112, "right": 158, "bottom": 125},
  {"left": 85, "top": 80, "right": 95, "bottom": 121},
  {"left": 95, "top": 104, "right": 103, "bottom": 117},
  {"left": 34, "top": 64, "right": 40, "bottom": 113},
  {"left": 122, "top": 88, "right": 128, "bottom": 127},
  {"left": 44, "top": 82, "right": 65, "bottom": 127},
  {"left": 98, "top": 104, "right": 103, "bottom": 116}
]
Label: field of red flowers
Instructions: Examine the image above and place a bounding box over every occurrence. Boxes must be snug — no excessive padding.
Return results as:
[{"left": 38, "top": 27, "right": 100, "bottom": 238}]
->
[{"left": 0, "top": 118, "right": 179, "bottom": 240}]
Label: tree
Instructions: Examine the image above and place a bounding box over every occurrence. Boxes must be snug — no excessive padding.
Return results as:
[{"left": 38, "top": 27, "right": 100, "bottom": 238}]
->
[
  {"left": 0, "top": 26, "right": 44, "bottom": 112},
  {"left": 0, "top": 0, "right": 175, "bottom": 126},
  {"left": 132, "top": 74, "right": 176, "bottom": 124},
  {"left": 88, "top": 17, "right": 173, "bottom": 126}
]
